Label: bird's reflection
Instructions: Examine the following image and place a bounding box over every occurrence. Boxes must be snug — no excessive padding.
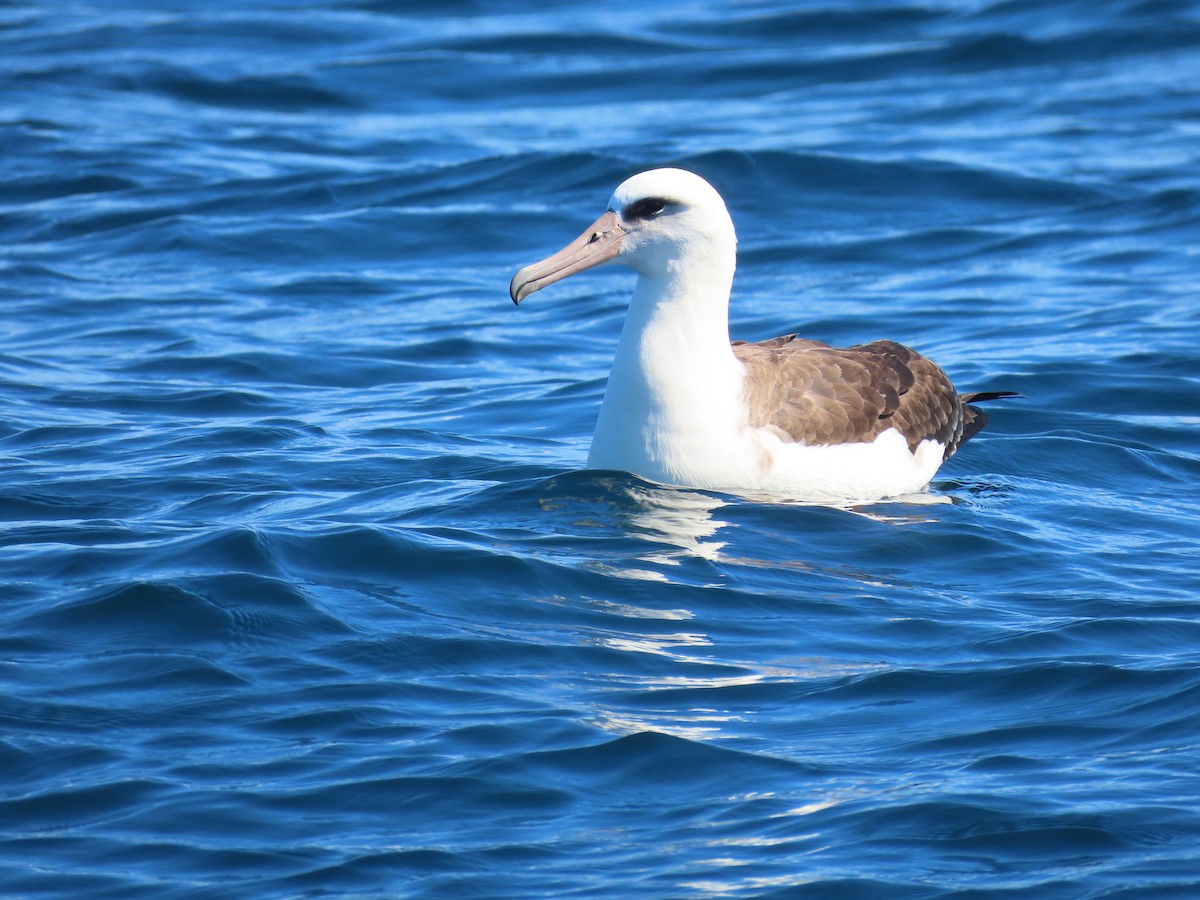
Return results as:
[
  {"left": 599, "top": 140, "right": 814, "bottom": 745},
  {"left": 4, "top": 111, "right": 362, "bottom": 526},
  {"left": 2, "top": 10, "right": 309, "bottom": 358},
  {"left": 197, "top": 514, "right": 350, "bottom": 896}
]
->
[
  {"left": 622, "top": 481, "right": 731, "bottom": 564},
  {"left": 576, "top": 476, "right": 948, "bottom": 579},
  {"left": 533, "top": 473, "right": 949, "bottom": 743}
]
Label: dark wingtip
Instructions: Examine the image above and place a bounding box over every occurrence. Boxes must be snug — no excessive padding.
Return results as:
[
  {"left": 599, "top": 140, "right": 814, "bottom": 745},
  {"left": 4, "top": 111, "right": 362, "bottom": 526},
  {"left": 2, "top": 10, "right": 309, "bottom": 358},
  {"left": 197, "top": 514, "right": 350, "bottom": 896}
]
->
[
  {"left": 951, "top": 391, "right": 1022, "bottom": 457},
  {"left": 960, "top": 390, "right": 1023, "bottom": 404}
]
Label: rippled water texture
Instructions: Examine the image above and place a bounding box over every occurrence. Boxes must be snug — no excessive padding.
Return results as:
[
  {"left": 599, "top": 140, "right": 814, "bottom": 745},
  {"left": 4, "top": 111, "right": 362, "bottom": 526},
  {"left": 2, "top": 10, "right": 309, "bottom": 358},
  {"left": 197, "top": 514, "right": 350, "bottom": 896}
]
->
[{"left": 3, "top": 1, "right": 1200, "bottom": 897}]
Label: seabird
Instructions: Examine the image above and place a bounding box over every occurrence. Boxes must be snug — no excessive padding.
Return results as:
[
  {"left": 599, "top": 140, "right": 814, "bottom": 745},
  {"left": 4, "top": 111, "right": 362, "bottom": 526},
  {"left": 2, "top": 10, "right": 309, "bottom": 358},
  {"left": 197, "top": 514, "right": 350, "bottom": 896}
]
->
[{"left": 510, "top": 168, "right": 1015, "bottom": 501}]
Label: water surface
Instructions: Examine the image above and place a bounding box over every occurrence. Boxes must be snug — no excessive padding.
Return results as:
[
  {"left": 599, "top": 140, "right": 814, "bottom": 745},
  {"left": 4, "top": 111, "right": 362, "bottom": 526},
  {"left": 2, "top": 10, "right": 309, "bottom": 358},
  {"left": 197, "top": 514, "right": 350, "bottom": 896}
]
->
[{"left": 3, "top": 1, "right": 1200, "bottom": 897}]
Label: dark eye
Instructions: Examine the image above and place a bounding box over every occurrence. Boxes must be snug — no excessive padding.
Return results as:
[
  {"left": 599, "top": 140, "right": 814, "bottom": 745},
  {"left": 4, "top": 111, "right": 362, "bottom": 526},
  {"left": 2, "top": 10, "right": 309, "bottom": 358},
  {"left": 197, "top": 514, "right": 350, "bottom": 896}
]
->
[{"left": 626, "top": 197, "right": 668, "bottom": 220}]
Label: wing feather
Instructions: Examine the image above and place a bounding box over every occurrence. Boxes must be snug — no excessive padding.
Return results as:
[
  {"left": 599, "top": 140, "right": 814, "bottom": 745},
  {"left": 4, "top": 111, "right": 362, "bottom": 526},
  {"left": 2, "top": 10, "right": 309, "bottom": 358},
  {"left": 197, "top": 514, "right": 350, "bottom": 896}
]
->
[{"left": 733, "top": 335, "right": 973, "bottom": 458}]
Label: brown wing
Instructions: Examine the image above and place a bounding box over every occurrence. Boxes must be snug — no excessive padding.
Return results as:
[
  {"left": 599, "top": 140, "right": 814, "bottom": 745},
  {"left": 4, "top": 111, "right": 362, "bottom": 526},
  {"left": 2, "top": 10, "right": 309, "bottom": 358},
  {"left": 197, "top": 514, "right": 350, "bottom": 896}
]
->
[{"left": 733, "top": 335, "right": 972, "bottom": 458}]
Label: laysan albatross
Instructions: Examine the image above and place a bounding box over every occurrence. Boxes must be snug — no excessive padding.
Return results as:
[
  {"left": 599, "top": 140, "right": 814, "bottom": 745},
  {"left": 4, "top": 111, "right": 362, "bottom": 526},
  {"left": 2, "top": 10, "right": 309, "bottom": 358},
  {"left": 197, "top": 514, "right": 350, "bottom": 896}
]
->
[{"left": 510, "top": 168, "right": 1015, "bottom": 502}]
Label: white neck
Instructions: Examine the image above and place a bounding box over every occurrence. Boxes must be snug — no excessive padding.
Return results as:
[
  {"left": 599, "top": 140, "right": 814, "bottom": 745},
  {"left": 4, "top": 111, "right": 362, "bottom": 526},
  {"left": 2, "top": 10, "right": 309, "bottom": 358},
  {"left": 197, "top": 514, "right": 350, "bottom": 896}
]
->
[{"left": 588, "top": 249, "right": 748, "bottom": 486}]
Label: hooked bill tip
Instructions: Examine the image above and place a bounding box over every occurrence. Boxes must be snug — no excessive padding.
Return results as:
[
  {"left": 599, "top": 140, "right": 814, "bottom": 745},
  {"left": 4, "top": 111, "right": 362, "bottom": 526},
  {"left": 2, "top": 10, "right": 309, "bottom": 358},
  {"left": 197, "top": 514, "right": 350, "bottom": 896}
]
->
[{"left": 509, "top": 271, "right": 531, "bottom": 305}]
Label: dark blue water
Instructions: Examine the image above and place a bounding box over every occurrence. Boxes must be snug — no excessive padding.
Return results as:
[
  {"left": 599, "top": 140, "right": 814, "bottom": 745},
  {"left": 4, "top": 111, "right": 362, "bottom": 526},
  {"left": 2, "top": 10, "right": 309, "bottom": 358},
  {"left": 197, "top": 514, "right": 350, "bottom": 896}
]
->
[{"left": 4, "top": 2, "right": 1200, "bottom": 897}]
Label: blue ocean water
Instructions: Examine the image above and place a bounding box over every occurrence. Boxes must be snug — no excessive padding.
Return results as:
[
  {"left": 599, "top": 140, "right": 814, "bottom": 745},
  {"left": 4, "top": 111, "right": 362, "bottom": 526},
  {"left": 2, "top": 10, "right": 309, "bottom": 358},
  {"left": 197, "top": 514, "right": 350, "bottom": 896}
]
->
[{"left": 3, "top": 1, "right": 1200, "bottom": 896}]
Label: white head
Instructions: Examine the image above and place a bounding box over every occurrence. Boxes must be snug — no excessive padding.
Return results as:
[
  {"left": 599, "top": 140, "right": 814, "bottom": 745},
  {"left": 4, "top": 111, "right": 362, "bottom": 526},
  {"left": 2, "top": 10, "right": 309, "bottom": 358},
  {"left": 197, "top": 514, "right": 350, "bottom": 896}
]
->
[{"left": 510, "top": 168, "right": 737, "bottom": 303}]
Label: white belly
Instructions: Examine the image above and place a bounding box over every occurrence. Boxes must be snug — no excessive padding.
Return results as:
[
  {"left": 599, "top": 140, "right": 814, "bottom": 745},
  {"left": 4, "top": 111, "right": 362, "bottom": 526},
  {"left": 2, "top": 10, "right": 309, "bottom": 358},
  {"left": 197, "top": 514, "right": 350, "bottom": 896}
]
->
[
  {"left": 591, "top": 421, "right": 945, "bottom": 502},
  {"left": 749, "top": 427, "right": 946, "bottom": 500}
]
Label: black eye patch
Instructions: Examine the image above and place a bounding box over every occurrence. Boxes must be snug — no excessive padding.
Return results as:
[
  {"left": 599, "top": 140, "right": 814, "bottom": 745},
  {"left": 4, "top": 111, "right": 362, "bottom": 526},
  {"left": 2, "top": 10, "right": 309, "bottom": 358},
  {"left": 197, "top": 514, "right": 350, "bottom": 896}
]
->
[{"left": 625, "top": 197, "right": 669, "bottom": 220}]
